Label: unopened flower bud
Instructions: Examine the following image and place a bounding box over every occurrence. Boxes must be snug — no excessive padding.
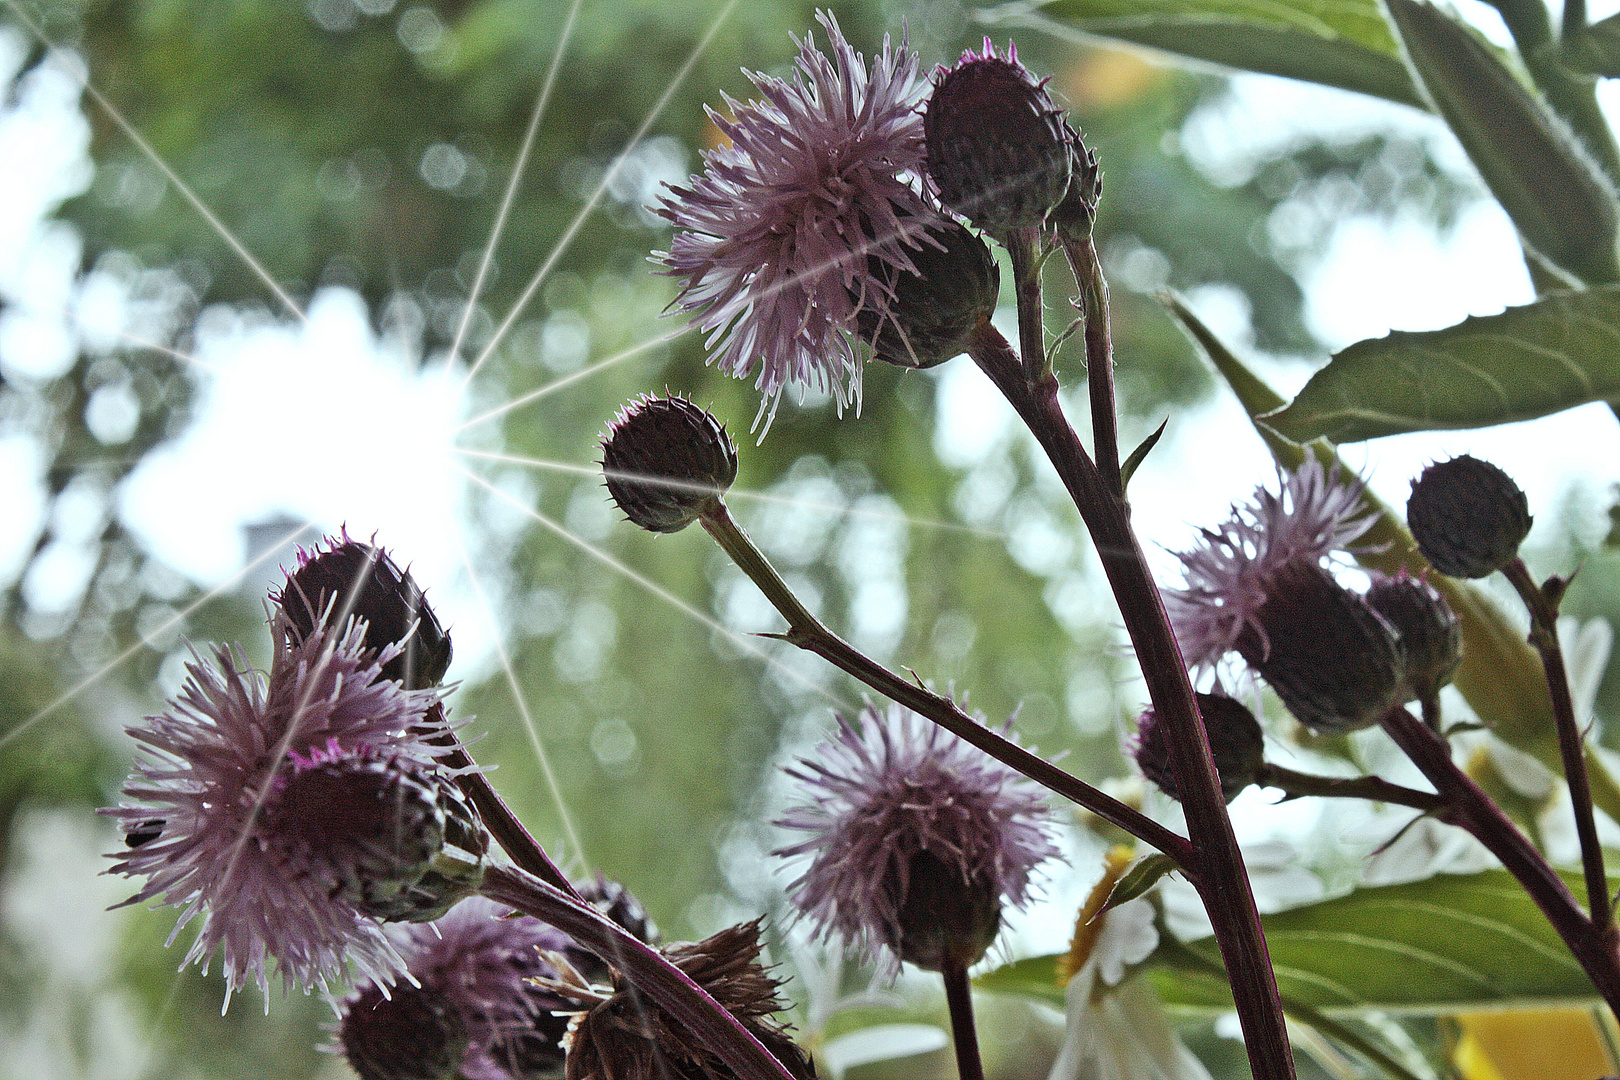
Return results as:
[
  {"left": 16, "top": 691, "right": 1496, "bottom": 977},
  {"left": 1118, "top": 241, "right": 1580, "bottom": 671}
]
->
[
  {"left": 267, "top": 749, "right": 488, "bottom": 923},
  {"left": 924, "top": 41, "right": 1072, "bottom": 236},
  {"left": 1407, "top": 455, "right": 1532, "bottom": 578},
  {"left": 1046, "top": 126, "right": 1102, "bottom": 239},
  {"left": 279, "top": 540, "right": 452, "bottom": 689},
  {"left": 1133, "top": 693, "right": 1265, "bottom": 803},
  {"left": 894, "top": 849, "right": 1002, "bottom": 971},
  {"left": 601, "top": 395, "right": 738, "bottom": 533},
  {"left": 1236, "top": 561, "right": 1406, "bottom": 733},
  {"left": 856, "top": 218, "right": 999, "bottom": 369},
  {"left": 1366, "top": 572, "right": 1461, "bottom": 702},
  {"left": 340, "top": 980, "right": 467, "bottom": 1080}
]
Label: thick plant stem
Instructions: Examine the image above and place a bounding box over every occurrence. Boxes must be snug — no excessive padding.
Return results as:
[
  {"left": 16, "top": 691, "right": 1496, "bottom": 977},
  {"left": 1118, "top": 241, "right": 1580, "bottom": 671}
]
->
[
  {"left": 1502, "top": 558, "right": 1611, "bottom": 931},
  {"left": 481, "top": 864, "right": 799, "bottom": 1080},
  {"left": 940, "top": 959, "right": 986, "bottom": 1080},
  {"left": 698, "top": 506, "right": 1195, "bottom": 867},
  {"left": 967, "top": 322, "right": 1294, "bottom": 1080},
  {"left": 1005, "top": 227, "right": 1051, "bottom": 382},
  {"left": 1379, "top": 707, "right": 1620, "bottom": 1014}
]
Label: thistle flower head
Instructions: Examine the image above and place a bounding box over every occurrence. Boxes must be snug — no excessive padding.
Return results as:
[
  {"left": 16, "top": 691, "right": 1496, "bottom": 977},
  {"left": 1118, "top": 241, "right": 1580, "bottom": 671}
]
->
[
  {"left": 103, "top": 609, "right": 458, "bottom": 1001},
  {"left": 773, "top": 703, "right": 1058, "bottom": 974},
  {"left": 656, "top": 11, "right": 942, "bottom": 432},
  {"left": 600, "top": 394, "right": 738, "bottom": 533},
  {"left": 1165, "top": 457, "right": 1375, "bottom": 671},
  {"left": 338, "top": 898, "right": 576, "bottom": 1080}
]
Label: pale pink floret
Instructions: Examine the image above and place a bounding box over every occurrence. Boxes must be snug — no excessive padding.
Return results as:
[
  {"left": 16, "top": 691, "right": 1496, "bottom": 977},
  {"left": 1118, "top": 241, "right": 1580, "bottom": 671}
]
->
[
  {"left": 657, "top": 11, "right": 941, "bottom": 432},
  {"left": 1164, "top": 457, "right": 1375, "bottom": 670},
  {"left": 104, "top": 611, "right": 454, "bottom": 1002},
  {"left": 773, "top": 703, "right": 1057, "bottom": 973}
]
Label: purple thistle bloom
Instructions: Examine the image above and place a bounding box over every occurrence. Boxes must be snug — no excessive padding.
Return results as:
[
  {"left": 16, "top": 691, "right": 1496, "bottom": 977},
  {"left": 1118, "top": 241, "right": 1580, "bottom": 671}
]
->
[
  {"left": 1164, "top": 457, "right": 1376, "bottom": 671},
  {"left": 338, "top": 897, "right": 575, "bottom": 1080},
  {"left": 774, "top": 703, "right": 1058, "bottom": 973},
  {"left": 104, "top": 609, "right": 458, "bottom": 1001},
  {"left": 656, "top": 11, "right": 942, "bottom": 433}
]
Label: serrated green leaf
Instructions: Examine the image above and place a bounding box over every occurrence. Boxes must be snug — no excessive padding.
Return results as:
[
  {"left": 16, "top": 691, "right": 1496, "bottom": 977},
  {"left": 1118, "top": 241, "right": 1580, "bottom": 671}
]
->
[
  {"left": 983, "top": 871, "right": 1602, "bottom": 1015},
  {"left": 1262, "top": 286, "right": 1620, "bottom": 445},
  {"left": 981, "top": 0, "right": 1423, "bottom": 107}
]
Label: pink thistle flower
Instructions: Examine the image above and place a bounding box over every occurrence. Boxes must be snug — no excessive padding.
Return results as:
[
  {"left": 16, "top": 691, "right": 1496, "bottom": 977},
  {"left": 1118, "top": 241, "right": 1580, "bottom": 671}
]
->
[
  {"left": 103, "top": 609, "right": 460, "bottom": 1002},
  {"left": 1164, "top": 457, "right": 1376, "bottom": 671},
  {"left": 338, "top": 897, "right": 576, "bottom": 1080},
  {"left": 656, "top": 11, "right": 942, "bottom": 433},
  {"left": 774, "top": 703, "right": 1058, "bottom": 974}
]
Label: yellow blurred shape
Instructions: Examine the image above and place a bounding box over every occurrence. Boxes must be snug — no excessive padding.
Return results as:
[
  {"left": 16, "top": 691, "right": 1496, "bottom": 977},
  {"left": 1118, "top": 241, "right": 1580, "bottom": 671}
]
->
[
  {"left": 1453, "top": 1009, "right": 1615, "bottom": 1080},
  {"left": 1060, "top": 49, "right": 1162, "bottom": 110}
]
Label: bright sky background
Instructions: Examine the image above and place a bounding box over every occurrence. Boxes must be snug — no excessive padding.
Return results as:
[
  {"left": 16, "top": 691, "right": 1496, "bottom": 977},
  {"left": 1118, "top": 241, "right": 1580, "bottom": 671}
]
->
[{"left": 5, "top": 7, "right": 1620, "bottom": 691}]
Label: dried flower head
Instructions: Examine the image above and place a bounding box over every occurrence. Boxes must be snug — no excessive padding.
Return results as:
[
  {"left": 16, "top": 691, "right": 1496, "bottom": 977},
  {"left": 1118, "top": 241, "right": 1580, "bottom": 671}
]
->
[
  {"left": 1165, "top": 457, "right": 1376, "bottom": 671},
  {"left": 338, "top": 897, "right": 577, "bottom": 1080},
  {"left": 656, "top": 11, "right": 941, "bottom": 431},
  {"left": 277, "top": 534, "right": 452, "bottom": 690},
  {"left": 774, "top": 703, "right": 1058, "bottom": 973},
  {"left": 923, "top": 39, "right": 1073, "bottom": 236},
  {"left": 554, "top": 919, "right": 815, "bottom": 1080},
  {"left": 601, "top": 395, "right": 738, "bottom": 533},
  {"left": 103, "top": 610, "right": 460, "bottom": 1000}
]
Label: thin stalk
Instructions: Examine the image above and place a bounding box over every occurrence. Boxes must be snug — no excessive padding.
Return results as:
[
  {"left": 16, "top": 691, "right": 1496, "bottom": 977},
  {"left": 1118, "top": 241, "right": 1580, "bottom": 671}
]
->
[
  {"left": 1004, "top": 226, "right": 1051, "bottom": 382},
  {"left": 697, "top": 505, "right": 1195, "bottom": 867},
  {"left": 428, "top": 706, "right": 581, "bottom": 899},
  {"left": 1379, "top": 706, "right": 1620, "bottom": 1012},
  {"left": 481, "top": 864, "right": 798, "bottom": 1080},
  {"left": 966, "top": 320, "right": 1294, "bottom": 1080},
  {"left": 1058, "top": 232, "right": 1121, "bottom": 493},
  {"left": 940, "top": 960, "right": 986, "bottom": 1080},
  {"left": 1254, "top": 762, "right": 1446, "bottom": 814},
  {"left": 1502, "top": 557, "right": 1611, "bottom": 930}
]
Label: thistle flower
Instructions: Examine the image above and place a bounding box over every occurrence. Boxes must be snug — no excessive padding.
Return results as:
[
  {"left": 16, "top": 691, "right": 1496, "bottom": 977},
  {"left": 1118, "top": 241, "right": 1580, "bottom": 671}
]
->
[
  {"left": 1165, "top": 459, "right": 1407, "bottom": 732},
  {"left": 103, "top": 609, "right": 463, "bottom": 1000},
  {"left": 656, "top": 11, "right": 941, "bottom": 432},
  {"left": 774, "top": 703, "right": 1058, "bottom": 974},
  {"left": 600, "top": 395, "right": 738, "bottom": 533},
  {"left": 1406, "top": 454, "right": 1532, "bottom": 578},
  {"left": 338, "top": 897, "right": 577, "bottom": 1080},
  {"left": 1133, "top": 694, "right": 1264, "bottom": 803},
  {"left": 1164, "top": 457, "right": 1376, "bottom": 671}
]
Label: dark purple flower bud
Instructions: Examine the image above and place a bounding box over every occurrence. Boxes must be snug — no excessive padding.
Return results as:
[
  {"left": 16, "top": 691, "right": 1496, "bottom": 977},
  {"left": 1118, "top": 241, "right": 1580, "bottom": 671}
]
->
[
  {"left": 601, "top": 395, "right": 738, "bottom": 534},
  {"left": 924, "top": 40, "right": 1072, "bottom": 236},
  {"left": 340, "top": 980, "right": 468, "bottom": 1080},
  {"left": 279, "top": 538, "right": 453, "bottom": 690},
  {"left": 1046, "top": 126, "right": 1102, "bottom": 238},
  {"left": 855, "top": 218, "right": 999, "bottom": 370},
  {"left": 1406, "top": 455, "right": 1532, "bottom": 578},
  {"left": 894, "top": 850, "right": 1002, "bottom": 971},
  {"left": 1235, "top": 561, "right": 1407, "bottom": 733},
  {"left": 1133, "top": 693, "right": 1265, "bottom": 803},
  {"left": 1366, "top": 572, "right": 1462, "bottom": 703},
  {"left": 267, "top": 746, "right": 488, "bottom": 924}
]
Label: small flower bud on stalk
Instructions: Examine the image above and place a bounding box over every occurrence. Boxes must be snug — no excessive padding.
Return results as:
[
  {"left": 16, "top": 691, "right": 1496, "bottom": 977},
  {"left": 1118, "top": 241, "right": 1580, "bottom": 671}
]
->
[
  {"left": 1406, "top": 455, "right": 1532, "bottom": 579},
  {"left": 1046, "top": 129, "right": 1102, "bottom": 240},
  {"left": 279, "top": 538, "right": 453, "bottom": 690},
  {"left": 340, "top": 981, "right": 467, "bottom": 1080},
  {"left": 924, "top": 40, "right": 1073, "bottom": 237},
  {"left": 1365, "top": 572, "right": 1461, "bottom": 704},
  {"left": 1134, "top": 693, "right": 1265, "bottom": 803},
  {"left": 856, "top": 218, "right": 999, "bottom": 370},
  {"left": 601, "top": 395, "right": 739, "bottom": 533}
]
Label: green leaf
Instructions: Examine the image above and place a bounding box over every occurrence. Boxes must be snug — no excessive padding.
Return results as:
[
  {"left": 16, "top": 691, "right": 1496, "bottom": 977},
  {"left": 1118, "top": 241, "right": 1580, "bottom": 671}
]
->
[
  {"left": 983, "top": 871, "right": 1602, "bottom": 1015},
  {"left": 1120, "top": 418, "right": 1167, "bottom": 490},
  {"left": 1384, "top": 0, "right": 1620, "bottom": 285},
  {"left": 981, "top": 0, "right": 1423, "bottom": 107},
  {"left": 1263, "top": 286, "right": 1620, "bottom": 445},
  {"left": 1563, "top": 13, "right": 1620, "bottom": 78},
  {"left": 1101, "top": 852, "right": 1179, "bottom": 913}
]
